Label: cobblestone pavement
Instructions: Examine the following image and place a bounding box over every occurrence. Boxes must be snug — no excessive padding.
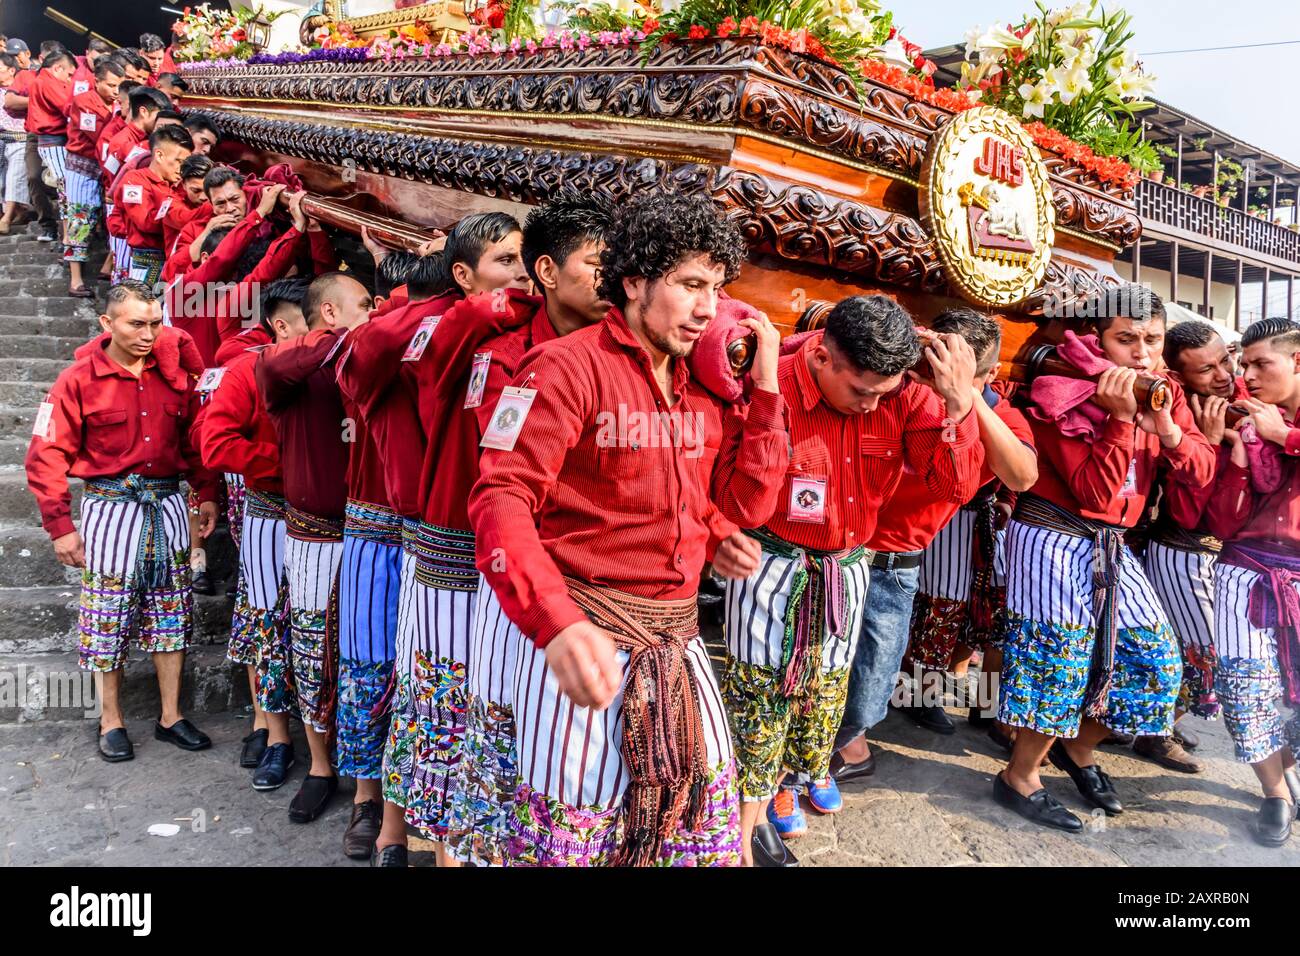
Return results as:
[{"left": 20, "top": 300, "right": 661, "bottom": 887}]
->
[{"left": 2, "top": 703, "right": 1295, "bottom": 867}]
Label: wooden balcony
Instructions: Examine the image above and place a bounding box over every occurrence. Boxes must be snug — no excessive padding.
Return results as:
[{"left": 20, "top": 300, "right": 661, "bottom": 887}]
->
[{"left": 1136, "top": 178, "right": 1300, "bottom": 274}]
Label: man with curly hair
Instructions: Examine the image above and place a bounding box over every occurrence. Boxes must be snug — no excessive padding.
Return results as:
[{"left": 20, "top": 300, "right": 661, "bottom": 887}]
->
[{"left": 468, "top": 192, "right": 788, "bottom": 866}]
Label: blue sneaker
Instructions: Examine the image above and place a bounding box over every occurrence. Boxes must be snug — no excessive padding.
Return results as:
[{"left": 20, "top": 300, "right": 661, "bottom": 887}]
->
[
  {"left": 807, "top": 777, "right": 842, "bottom": 814},
  {"left": 767, "top": 788, "right": 807, "bottom": 838}
]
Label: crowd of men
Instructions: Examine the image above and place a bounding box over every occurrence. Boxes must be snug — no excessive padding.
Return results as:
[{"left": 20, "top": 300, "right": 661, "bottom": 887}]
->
[{"left": 12, "top": 31, "right": 1300, "bottom": 868}]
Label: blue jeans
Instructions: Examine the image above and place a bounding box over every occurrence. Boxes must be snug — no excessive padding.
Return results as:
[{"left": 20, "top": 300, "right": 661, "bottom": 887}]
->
[{"left": 834, "top": 556, "right": 921, "bottom": 750}]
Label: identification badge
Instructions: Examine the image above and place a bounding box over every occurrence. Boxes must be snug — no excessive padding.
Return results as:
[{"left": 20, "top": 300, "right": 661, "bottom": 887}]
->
[
  {"left": 787, "top": 477, "right": 828, "bottom": 523},
  {"left": 195, "top": 367, "right": 226, "bottom": 394},
  {"left": 32, "top": 402, "right": 54, "bottom": 441},
  {"left": 79, "top": 110, "right": 97, "bottom": 132},
  {"left": 401, "top": 315, "right": 441, "bottom": 362},
  {"left": 1119, "top": 458, "right": 1138, "bottom": 499},
  {"left": 463, "top": 351, "right": 492, "bottom": 409},
  {"left": 154, "top": 197, "right": 172, "bottom": 221},
  {"left": 124, "top": 145, "right": 146, "bottom": 165},
  {"left": 122, "top": 183, "right": 143, "bottom": 205},
  {"left": 480, "top": 386, "right": 537, "bottom": 451},
  {"left": 103, "top": 153, "right": 120, "bottom": 174},
  {"left": 74, "top": 80, "right": 90, "bottom": 96}
]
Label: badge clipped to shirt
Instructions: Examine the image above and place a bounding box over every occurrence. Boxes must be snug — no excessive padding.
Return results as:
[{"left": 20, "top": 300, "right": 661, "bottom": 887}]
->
[
  {"left": 401, "top": 315, "right": 441, "bottom": 363},
  {"left": 154, "top": 197, "right": 172, "bottom": 222},
  {"left": 195, "top": 367, "right": 227, "bottom": 394},
  {"left": 103, "top": 153, "right": 120, "bottom": 175},
  {"left": 78, "top": 110, "right": 97, "bottom": 132},
  {"left": 1119, "top": 457, "right": 1139, "bottom": 499},
  {"left": 787, "top": 476, "right": 828, "bottom": 524},
  {"left": 74, "top": 80, "right": 90, "bottom": 96},
  {"left": 463, "top": 351, "right": 492, "bottom": 409},
  {"left": 32, "top": 402, "right": 54, "bottom": 441},
  {"left": 122, "top": 183, "right": 143, "bottom": 205},
  {"left": 480, "top": 385, "right": 537, "bottom": 452}
]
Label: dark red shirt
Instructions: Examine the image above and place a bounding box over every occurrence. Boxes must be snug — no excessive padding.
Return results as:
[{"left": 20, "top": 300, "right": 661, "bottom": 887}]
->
[
  {"left": 117, "top": 166, "right": 181, "bottom": 250},
  {"left": 468, "top": 306, "right": 789, "bottom": 648},
  {"left": 25, "top": 70, "right": 70, "bottom": 135},
  {"left": 196, "top": 348, "right": 282, "bottom": 494},
  {"left": 1205, "top": 417, "right": 1300, "bottom": 548},
  {"left": 871, "top": 397, "right": 1031, "bottom": 553},
  {"left": 64, "top": 88, "right": 111, "bottom": 159},
  {"left": 103, "top": 123, "right": 147, "bottom": 180},
  {"left": 96, "top": 111, "right": 125, "bottom": 167},
  {"left": 256, "top": 328, "right": 351, "bottom": 520},
  {"left": 1026, "top": 379, "right": 1215, "bottom": 527},
  {"left": 26, "top": 329, "right": 217, "bottom": 539}
]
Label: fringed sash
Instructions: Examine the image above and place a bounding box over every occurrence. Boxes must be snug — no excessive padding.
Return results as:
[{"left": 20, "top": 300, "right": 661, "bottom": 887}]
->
[
  {"left": 1221, "top": 542, "right": 1300, "bottom": 707},
  {"left": 83, "top": 475, "right": 181, "bottom": 592},
  {"left": 964, "top": 492, "right": 1000, "bottom": 645}
]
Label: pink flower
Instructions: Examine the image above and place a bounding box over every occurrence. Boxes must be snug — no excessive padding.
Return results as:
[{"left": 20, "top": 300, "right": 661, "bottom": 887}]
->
[
  {"left": 541, "top": 30, "right": 557, "bottom": 48},
  {"left": 525, "top": 39, "right": 538, "bottom": 54},
  {"left": 559, "top": 32, "right": 574, "bottom": 50},
  {"left": 576, "top": 33, "right": 590, "bottom": 49}
]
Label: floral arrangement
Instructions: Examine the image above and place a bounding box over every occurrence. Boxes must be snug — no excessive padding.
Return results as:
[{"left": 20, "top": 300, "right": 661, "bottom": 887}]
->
[
  {"left": 1023, "top": 122, "right": 1141, "bottom": 189},
  {"left": 171, "top": 3, "right": 283, "bottom": 62},
  {"left": 958, "top": 1, "right": 1157, "bottom": 178}
]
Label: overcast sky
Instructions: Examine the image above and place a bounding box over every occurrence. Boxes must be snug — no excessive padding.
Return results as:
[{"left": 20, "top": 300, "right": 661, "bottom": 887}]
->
[{"left": 900, "top": 0, "right": 1300, "bottom": 165}]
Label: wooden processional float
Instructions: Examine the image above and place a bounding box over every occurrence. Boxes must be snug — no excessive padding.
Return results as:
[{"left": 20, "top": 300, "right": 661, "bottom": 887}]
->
[{"left": 177, "top": 9, "right": 1144, "bottom": 384}]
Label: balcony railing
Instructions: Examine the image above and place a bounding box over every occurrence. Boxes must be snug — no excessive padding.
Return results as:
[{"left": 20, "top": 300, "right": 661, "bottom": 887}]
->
[{"left": 1136, "top": 179, "right": 1300, "bottom": 266}]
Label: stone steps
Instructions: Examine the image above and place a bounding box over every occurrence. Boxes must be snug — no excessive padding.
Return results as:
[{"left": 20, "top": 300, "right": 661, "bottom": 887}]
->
[
  {"left": 0, "top": 334, "right": 94, "bottom": 359},
  {"left": 0, "top": 357, "right": 67, "bottom": 384},
  {"left": 0, "top": 524, "right": 238, "bottom": 589},
  {"left": 0, "top": 315, "right": 98, "bottom": 338},
  {"left": 0, "top": 472, "right": 81, "bottom": 522}
]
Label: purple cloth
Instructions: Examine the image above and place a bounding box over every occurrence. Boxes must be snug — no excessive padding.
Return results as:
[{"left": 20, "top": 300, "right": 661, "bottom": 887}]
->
[
  {"left": 1027, "top": 331, "right": 1113, "bottom": 441},
  {"left": 1222, "top": 542, "right": 1300, "bottom": 707}
]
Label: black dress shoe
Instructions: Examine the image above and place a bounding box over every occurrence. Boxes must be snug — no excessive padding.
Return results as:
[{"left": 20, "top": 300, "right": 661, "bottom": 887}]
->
[
  {"left": 898, "top": 702, "right": 956, "bottom": 734},
  {"left": 252, "top": 742, "right": 295, "bottom": 791},
  {"left": 98, "top": 727, "right": 134, "bottom": 762},
  {"left": 1101, "top": 730, "right": 1135, "bottom": 747},
  {"left": 225, "top": 580, "right": 238, "bottom": 599},
  {"left": 992, "top": 772, "right": 1082, "bottom": 832},
  {"left": 1049, "top": 741, "right": 1123, "bottom": 815},
  {"left": 967, "top": 707, "right": 996, "bottom": 727},
  {"left": 239, "top": 728, "right": 269, "bottom": 768},
  {"left": 154, "top": 718, "right": 212, "bottom": 751},
  {"left": 1251, "top": 797, "right": 1296, "bottom": 848},
  {"left": 192, "top": 570, "right": 215, "bottom": 596},
  {"left": 289, "top": 774, "right": 338, "bottom": 823},
  {"left": 343, "top": 799, "right": 383, "bottom": 860},
  {"left": 751, "top": 823, "right": 799, "bottom": 867},
  {"left": 1284, "top": 767, "right": 1300, "bottom": 807},
  {"left": 828, "top": 749, "right": 876, "bottom": 783},
  {"left": 371, "top": 844, "right": 409, "bottom": 868}
]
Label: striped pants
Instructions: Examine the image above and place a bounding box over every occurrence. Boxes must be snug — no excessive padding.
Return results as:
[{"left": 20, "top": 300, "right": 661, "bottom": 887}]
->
[
  {"left": 1213, "top": 564, "right": 1300, "bottom": 765},
  {"left": 36, "top": 143, "right": 66, "bottom": 195},
  {"left": 284, "top": 532, "right": 343, "bottom": 734},
  {"left": 239, "top": 490, "right": 290, "bottom": 712},
  {"left": 61, "top": 158, "right": 101, "bottom": 264},
  {"left": 1145, "top": 540, "right": 1221, "bottom": 719},
  {"left": 109, "top": 229, "right": 130, "bottom": 284},
  {"left": 446, "top": 578, "right": 524, "bottom": 865},
  {"left": 721, "top": 547, "right": 870, "bottom": 799},
  {"left": 77, "top": 491, "right": 192, "bottom": 672},
  {"left": 336, "top": 501, "right": 403, "bottom": 780},
  {"left": 382, "top": 523, "right": 421, "bottom": 809},
  {"left": 998, "top": 519, "right": 1181, "bottom": 739},
  {"left": 1, "top": 139, "right": 29, "bottom": 206}
]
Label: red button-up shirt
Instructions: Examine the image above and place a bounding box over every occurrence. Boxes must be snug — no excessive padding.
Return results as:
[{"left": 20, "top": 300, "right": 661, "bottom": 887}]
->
[
  {"left": 96, "top": 111, "right": 125, "bottom": 167},
  {"left": 468, "top": 306, "right": 790, "bottom": 648},
  {"left": 65, "top": 88, "right": 112, "bottom": 160},
  {"left": 25, "top": 329, "right": 217, "bottom": 540},
  {"left": 117, "top": 166, "right": 182, "bottom": 250},
  {"left": 1026, "top": 379, "right": 1215, "bottom": 527},
  {"left": 24, "top": 70, "right": 70, "bottom": 135},
  {"left": 256, "top": 328, "right": 351, "bottom": 520},
  {"left": 103, "top": 123, "right": 147, "bottom": 181},
  {"left": 5, "top": 69, "right": 33, "bottom": 120},
  {"left": 755, "top": 332, "right": 984, "bottom": 553},
  {"left": 196, "top": 347, "right": 282, "bottom": 494},
  {"left": 1205, "top": 417, "right": 1300, "bottom": 548},
  {"left": 871, "top": 396, "right": 1030, "bottom": 553}
]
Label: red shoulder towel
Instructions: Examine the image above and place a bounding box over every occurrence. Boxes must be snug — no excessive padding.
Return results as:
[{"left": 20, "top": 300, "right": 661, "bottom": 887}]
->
[
  {"left": 75, "top": 326, "right": 204, "bottom": 390},
  {"left": 1027, "top": 330, "right": 1112, "bottom": 441}
]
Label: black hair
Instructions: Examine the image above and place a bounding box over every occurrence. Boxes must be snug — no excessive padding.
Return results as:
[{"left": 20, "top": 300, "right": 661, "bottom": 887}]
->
[
  {"left": 823, "top": 295, "right": 921, "bottom": 377},
  {"left": 39, "top": 41, "right": 66, "bottom": 58},
  {"left": 1089, "top": 284, "right": 1166, "bottom": 334},
  {"left": 116, "top": 79, "right": 142, "bottom": 99},
  {"left": 139, "top": 34, "right": 166, "bottom": 53},
  {"left": 406, "top": 252, "right": 450, "bottom": 300},
  {"left": 1162, "top": 320, "right": 1222, "bottom": 371},
  {"left": 127, "top": 85, "right": 171, "bottom": 119},
  {"left": 154, "top": 108, "right": 184, "bottom": 124},
  {"left": 181, "top": 113, "right": 217, "bottom": 140},
  {"left": 231, "top": 235, "right": 275, "bottom": 282},
  {"left": 200, "top": 227, "right": 232, "bottom": 259},
  {"left": 117, "top": 49, "right": 150, "bottom": 72},
  {"left": 41, "top": 49, "right": 76, "bottom": 70},
  {"left": 179, "top": 153, "right": 214, "bottom": 183},
  {"left": 203, "top": 165, "right": 245, "bottom": 195},
  {"left": 522, "top": 193, "right": 613, "bottom": 287},
  {"left": 302, "top": 272, "right": 359, "bottom": 328},
  {"left": 94, "top": 57, "right": 126, "bottom": 80},
  {"left": 444, "top": 212, "right": 520, "bottom": 283},
  {"left": 87, "top": 38, "right": 113, "bottom": 56},
  {"left": 931, "top": 307, "right": 1002, "bottom": 375},
  {"left": 149, "top": 123, "right": 193, "bottom": 153},
  {"left": 1241, "top": 317, "right": 1300, "bottom": 353},
  {"left": 158, "top": 72, "right": 188, "bottom": 92},
  {"left": 106, "top": 279, "right": 157, "bottom": 312},
  {"left": 597, "top": 192, "right": 743, "bottom": 310},
  {"left": 259, "top": 277, "right": 312, "bottom": 337},
  {"left": 0, "top": 53, "right": 18, "bottom": 73}
]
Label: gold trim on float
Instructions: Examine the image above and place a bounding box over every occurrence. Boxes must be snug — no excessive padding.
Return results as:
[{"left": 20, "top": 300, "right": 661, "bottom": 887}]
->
[
  {"left": 191, "top": 97, "right": 922, "bottom": 188},
  {"left": 1053, "top": 223, "right": 1123, "bottom": 254}
]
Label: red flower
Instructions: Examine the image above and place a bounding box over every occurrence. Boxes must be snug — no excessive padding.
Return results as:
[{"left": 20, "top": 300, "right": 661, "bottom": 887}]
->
[
  {"left": 486, "top": 2, "right": 505, "bottom": 29},
  {"left": 716, "top": 16, "right": 737, "bottom": 38},
  {"left": 231, "top": 27, "right": 246, "bottom": 41},
  {"left": 688, "top": 24, "right": 710, "bottom": 39},
  {"left": 738, "top": 16, "right": 760, "bottom": 35},
  {"left": 641, "top": 17, "right": 660, "bottom": 32}
]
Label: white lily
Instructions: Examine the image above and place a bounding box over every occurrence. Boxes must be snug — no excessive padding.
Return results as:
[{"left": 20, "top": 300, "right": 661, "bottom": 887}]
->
[
  {"left": 1019, "top": 79, "right": 1053, "bottom": 118},
  {"left": 976, "top": 24, "right": 1023, "bottom": 52},
  {"left": 964, "top": 24, "right": 984, "bottom": 59},
  {"left": 1046, "top": 63, "right": 1092, "bottom": 104},
  {"left": 1115, "top": 66, "right": 1155, "bottom": 99}
]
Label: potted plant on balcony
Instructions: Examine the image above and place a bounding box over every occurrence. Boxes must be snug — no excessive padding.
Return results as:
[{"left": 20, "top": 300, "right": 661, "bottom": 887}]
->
[
  {"left": 1149, "top": 143, "right": 1175, "bottom": 183},
  {"left": 1216, "top": 157, "right": 1243, "bottom": 206}
]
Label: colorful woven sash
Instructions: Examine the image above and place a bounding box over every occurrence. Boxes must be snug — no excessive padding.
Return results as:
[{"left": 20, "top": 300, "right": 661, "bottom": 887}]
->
[
  {"left": 128, "top": 246, "right": 165, "bottom": 287},
  {"left": 401, "top": 517, "right": 420, "bottom": 558},
  {"left": 83, "top": 475, "right": 181, "bottom": 592},
  {"left": 284, "top": 505, "right": 344, "bottom": 543},
  {"left": 563, "top": 576, "right": 703, "bottom": 868},
  {"left": 746, "top": 527, "right": 867, "bottom": 707},
  {"left": 964, "top": 492, "right": 1000, "bottom": 645},
  {"left": 1013, "top": 493, "right": 1126, "bottom": 719},
  {"left": 65, "top": 152, "right": 100, "bottom": 180},
  {"left": 244, "top": 488, "right": 286, "bottom": 522},
  {"left": 343, "top": 498, "right": 402, "bottom": 548},
  {"left": 411, "top": 522, "right": 477, "bottom": 591},
  {"left": 1221, "top": 542, "right": 1300, "bottom": 708}
]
